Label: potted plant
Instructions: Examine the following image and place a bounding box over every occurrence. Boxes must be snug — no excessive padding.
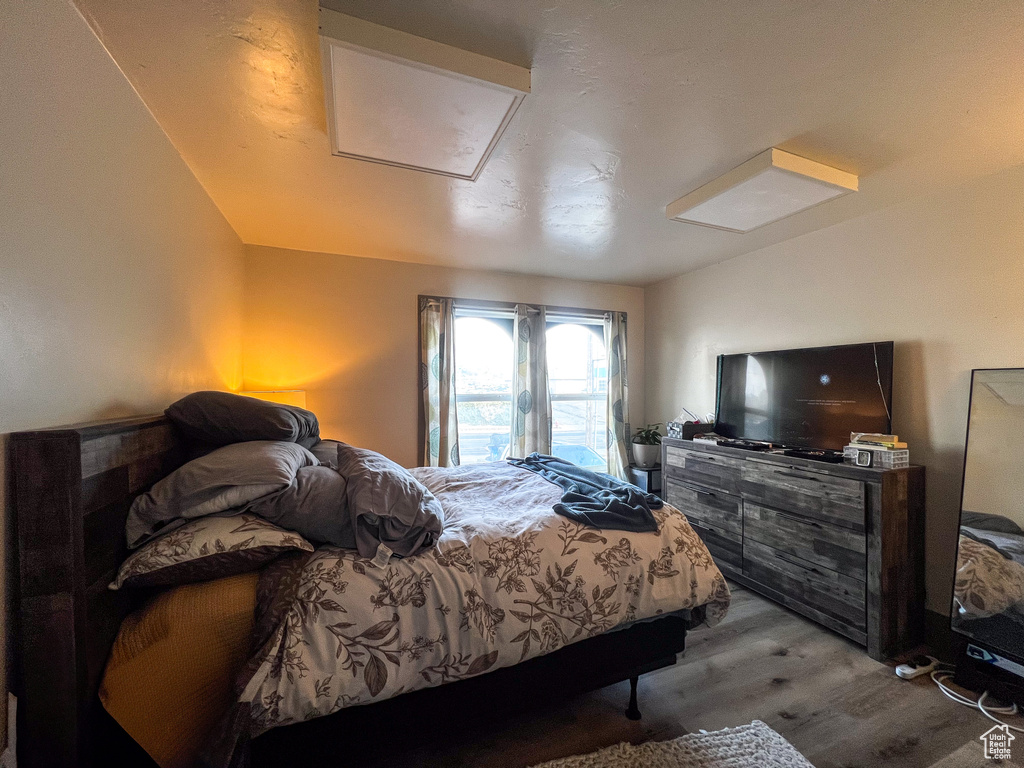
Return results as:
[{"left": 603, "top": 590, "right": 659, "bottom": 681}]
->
[{"left": 632, "top": 424, "right": 663, "bottom": 468}]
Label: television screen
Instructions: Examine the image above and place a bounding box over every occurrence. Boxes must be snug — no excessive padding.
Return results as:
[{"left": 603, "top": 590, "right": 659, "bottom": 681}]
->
[{"left": 715, "top": 342, "right": 894, "bottom": 450}]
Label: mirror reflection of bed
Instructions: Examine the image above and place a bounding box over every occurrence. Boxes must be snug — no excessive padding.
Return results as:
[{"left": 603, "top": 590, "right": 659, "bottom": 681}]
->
[{"left": 953, "top": 369, "right": 1024, "bottom": 663}]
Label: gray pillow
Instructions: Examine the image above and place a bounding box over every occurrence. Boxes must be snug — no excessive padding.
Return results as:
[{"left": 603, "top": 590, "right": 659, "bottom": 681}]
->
[
  {"left": 962, "top": 511, "right": 1024, "bottom": 536},
  {"left": 246, "top": 464, "right": 355, "bottom": 548},
  {"left": 166, "top": 391, "right": 320, "bottom": 447},
  {"left": 309, "top": 438, "right": 342, "bottom": 468},
  {"left": 127, "top": 440, "right": 318, "bottom": 548},
  {"left": 335, "top": 443, "right": 445, "bottom": 559}
]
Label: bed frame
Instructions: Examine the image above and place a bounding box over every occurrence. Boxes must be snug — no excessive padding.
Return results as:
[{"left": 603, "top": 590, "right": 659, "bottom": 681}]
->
[{"left": 10, "top": 415, "right": 687, "bottom": 767}]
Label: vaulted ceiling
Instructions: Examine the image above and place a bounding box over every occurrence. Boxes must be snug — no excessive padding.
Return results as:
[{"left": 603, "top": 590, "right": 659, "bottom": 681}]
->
[{"left": 76, "top": 0, "right": 1024, "bottom": 285}]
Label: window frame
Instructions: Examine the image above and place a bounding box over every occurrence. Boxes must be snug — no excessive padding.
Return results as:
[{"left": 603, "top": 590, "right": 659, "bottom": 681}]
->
[
  {"left": 545, "top": 316, "right": 608, "bottom": 471},
  {"left": 423, "top": 295, "right": 624, "bottom": 468}
]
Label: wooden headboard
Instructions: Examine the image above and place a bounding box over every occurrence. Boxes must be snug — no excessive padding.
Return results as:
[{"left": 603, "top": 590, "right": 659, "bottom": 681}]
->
[{"left": 11, "top": 414, "right": 187, "bottom": 767}]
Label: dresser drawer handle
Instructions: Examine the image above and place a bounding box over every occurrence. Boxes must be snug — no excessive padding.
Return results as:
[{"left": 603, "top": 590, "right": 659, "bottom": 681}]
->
[
  {"left": 689, "top": 518, "right": 727, "bottom": 536},
  {"left": 774, "top": 470, "right": 821, "bottom": 482},
  {"left": 775, "top": 552, "right": 821, "bottom": 575},
  {"left": 675, "top": 480, "right": 717, "bottom": 498},
  {"left": 773, "top": 510, "right": 822, "bottom": 529}
]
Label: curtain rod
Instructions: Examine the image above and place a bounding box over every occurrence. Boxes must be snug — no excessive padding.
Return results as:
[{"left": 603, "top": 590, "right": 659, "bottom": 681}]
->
[{"left": 419, "top": 295, "right": 621, "bottom": 321}]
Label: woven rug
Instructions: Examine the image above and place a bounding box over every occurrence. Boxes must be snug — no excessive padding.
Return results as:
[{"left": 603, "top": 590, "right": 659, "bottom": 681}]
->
[{"left": 530, "top": 721, "right": 815, "bottom": 768}]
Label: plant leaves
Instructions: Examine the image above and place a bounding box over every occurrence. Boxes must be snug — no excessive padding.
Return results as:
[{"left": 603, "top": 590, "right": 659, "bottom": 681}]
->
[
  {"left": 466, "top": 651, "right": 499, "bottom": 676},
  {"left": 231, "top": 519, "right": 276, "bottom": 533},
  {"left": 364, "top": 654, "right": 388, "bottom": 697},
  {"left": 510, "top": 610, "right": 535, "bottom": 623},
  {"left": 358, "top": 615, "right": 399, "bottom": 641},
  {"left": 578, "top": 532, "right": 607, "bottom": 544},
  {"left": 510, "top": 630, "right": 531, "bottom": 643},
  {"left": 314, "top": 677, "right": 332, "bottom": 698}
]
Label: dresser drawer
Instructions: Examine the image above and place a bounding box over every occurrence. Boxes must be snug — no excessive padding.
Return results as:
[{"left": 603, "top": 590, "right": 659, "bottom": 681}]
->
[
  {"left": 665, "top": 479, "right": 742, "bottom": 535},
  {"left": 743, "top": 502, "right": 866, "bottom": 581},
  {"left": 687, "top": 517, "right": 741, "bottom": 576},
  {"left": 664, "top": 445, "right": 744, "bottom": 495},
  {"left": 740, "top": 463, "right": 865, "bottom": 531},
  {"left": 743, "top": 540, "right": 866, "bottom": 630}
]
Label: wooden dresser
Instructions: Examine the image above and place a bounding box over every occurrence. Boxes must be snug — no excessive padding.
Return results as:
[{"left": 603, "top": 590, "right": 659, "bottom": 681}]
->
[{"left": 661, "top": 437, "right": 925, "bottom": 661}]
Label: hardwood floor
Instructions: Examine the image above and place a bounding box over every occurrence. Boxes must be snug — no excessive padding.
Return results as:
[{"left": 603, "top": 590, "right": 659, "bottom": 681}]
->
[{"left": 323, "top": 584, "right": 1023, "bottom": 768}]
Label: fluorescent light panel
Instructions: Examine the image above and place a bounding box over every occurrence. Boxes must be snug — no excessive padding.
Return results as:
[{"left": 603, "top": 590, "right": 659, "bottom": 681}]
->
[
  {"left": 319, "top": 8, "right": 530, "bottom": 181},
  {"left": 666, "top": 148, "right": 858, "bottom": 233}
]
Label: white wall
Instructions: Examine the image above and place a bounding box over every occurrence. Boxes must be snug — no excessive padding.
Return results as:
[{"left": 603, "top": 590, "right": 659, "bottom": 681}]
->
[
  {"left": 243, "top": 245, "right": 644, "bottom": 468},
  {"left": 645, "top": 162, "right": 1024, "bottom": 613},
  {"left": 0, "top": 0, "right": 246, "bottom": 743}
]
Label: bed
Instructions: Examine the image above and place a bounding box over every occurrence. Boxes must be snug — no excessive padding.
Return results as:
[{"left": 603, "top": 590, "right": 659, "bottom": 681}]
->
[{"left": 11, "top": 414, "right": 728, "bottom": 767}]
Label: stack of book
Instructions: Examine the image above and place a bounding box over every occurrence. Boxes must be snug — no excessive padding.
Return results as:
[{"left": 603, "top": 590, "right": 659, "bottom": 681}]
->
[{"left": 843, "top": 433, "right": 909, "bottom": 469}]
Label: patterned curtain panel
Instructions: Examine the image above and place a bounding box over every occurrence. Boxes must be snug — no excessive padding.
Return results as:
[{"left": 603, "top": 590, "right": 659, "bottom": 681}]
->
[
  {"left": 509, "top": 304, "right": 552, "bottom": 458},
  {"left": 604, "top": 311, "right": 630, "bottom": 480},
  {"left": 419, "top": 297, "right": 460, "bottom": 467}
]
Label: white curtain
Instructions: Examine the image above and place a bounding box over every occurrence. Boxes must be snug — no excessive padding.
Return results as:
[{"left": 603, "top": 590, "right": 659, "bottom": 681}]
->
[
  {"left": 604, "top": 311, "right": 630, "bottom": 480},
  {"left": 509, "top": 304, "right": 552, "bottom": 458},
  {"left": 419, "top": 297, "right": 460, "bottom": 467}
]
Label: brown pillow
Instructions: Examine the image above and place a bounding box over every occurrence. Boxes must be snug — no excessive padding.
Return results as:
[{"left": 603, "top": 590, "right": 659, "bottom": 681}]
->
[
  {"left": 166, "top": 391, "right": 320, "bottom": 447},
  {"left": 111, "top": 514, "right": 313, "bottom": 590}
]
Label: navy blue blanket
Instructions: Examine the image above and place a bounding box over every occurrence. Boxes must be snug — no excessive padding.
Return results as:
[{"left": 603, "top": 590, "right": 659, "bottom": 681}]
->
[{"left": 507, "top": 452, "right": 661, "bottom": 532}]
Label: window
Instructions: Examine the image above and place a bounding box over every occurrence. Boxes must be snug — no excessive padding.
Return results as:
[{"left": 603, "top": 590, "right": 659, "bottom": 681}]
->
[
  {"left": 454, "top": 314, "right": 514, "bottom": 464},
  {"left": 546, "top": 321, "right": 607, "bottom": 472},
  {"left": 452, "top": 307, "right": 609, "bottom": 473}
]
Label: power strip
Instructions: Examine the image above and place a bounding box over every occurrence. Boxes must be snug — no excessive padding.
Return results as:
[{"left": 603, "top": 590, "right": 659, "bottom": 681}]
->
[{"left": 896, "top": 655, "right": 940, "bottom": 680}]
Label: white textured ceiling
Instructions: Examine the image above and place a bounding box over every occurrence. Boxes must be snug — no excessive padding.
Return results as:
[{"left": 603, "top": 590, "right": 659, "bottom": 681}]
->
[{"left": 76, "top": 0, "right": 1024, "bottom": 286}]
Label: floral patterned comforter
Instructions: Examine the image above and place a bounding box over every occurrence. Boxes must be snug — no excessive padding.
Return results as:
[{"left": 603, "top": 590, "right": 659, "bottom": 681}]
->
[{"left": 236, "top": 462, "right": 730, "bottom": 736}]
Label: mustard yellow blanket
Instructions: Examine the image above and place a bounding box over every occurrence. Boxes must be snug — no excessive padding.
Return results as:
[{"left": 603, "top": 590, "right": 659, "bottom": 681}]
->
[{"left": 100, "top": 572, "right": 258, "bottom": 768}]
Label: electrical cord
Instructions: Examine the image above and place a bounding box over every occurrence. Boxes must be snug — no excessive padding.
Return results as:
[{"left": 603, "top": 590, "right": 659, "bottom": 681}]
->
[{"left": 931, "top": 667, "right": 1024, "bottom": 732}]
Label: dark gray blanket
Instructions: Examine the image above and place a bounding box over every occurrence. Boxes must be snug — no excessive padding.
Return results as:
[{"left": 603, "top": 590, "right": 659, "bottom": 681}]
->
[{"left": 507, "top": 452, "right": 660, "bottom": 532}]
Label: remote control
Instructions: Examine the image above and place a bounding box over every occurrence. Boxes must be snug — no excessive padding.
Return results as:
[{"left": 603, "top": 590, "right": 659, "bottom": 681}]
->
[{"left": 895, "top": 655, "right": 939, "bottom": 680}]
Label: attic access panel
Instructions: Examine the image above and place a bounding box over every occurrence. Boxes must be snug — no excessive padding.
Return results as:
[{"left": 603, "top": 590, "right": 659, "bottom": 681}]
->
[{"left": 319, "top": 8, "right": 531, "bottom": 181}]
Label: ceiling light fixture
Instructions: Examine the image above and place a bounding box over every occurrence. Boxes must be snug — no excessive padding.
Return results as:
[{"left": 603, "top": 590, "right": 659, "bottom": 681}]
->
[
  {"left": 666, "top": 148, "right": 858, "bottom": 233},
  {"left": 319, "top": 8, "right": 531, "bottom": 181}
]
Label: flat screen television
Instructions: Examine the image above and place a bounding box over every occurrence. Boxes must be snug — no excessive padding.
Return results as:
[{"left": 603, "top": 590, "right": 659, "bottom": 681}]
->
[{"left": 714, "top": 341, "right": 894, "bottom": 450}]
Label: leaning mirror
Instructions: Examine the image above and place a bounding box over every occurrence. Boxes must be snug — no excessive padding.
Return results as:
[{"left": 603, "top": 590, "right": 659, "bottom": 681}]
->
[{"left": 952, "top": 368, "right": 1024, "bottom": 700}]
